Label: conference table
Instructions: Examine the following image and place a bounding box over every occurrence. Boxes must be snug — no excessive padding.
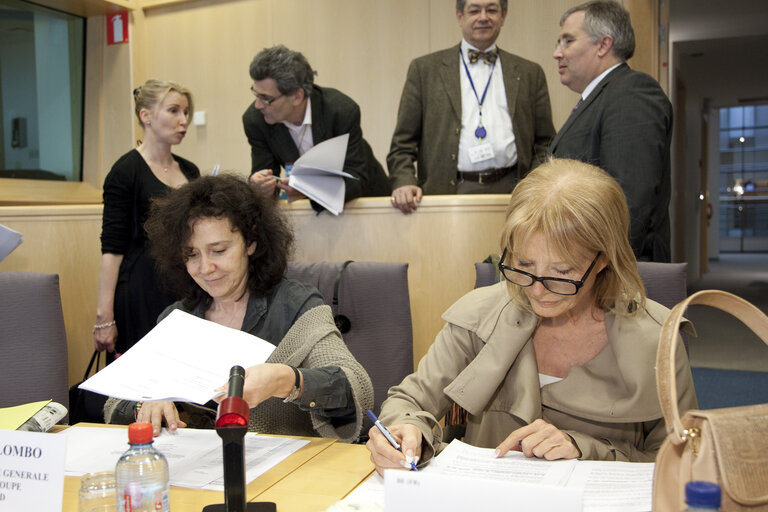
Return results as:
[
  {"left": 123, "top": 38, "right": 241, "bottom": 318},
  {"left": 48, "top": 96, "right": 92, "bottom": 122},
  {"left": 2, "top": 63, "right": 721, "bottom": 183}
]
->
[{"left": 58, "top": 424, "right": 375, "bottom": 512}]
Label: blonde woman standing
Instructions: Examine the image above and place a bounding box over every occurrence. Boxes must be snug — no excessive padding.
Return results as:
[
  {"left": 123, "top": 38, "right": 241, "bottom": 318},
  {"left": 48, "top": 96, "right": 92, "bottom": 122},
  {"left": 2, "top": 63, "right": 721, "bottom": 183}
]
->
[{"left": 93, "top": 79, "right": 199, "bottom": 362}]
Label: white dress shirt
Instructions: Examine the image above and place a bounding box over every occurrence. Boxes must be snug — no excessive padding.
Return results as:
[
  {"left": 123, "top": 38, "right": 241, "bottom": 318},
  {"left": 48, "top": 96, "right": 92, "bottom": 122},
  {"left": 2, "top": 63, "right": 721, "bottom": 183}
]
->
[
  {"left": 282, "top": 97, "right": 314, "bottom": 157},
  {"left": 457, "top": 39, "right": 517, "bottom": 172}
]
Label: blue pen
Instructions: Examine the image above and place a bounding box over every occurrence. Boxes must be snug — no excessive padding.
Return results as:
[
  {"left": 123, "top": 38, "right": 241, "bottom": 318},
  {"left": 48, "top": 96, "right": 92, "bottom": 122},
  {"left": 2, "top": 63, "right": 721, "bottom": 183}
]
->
[{"left": 366, "top": 410, "right": 418, "bottom": 471}]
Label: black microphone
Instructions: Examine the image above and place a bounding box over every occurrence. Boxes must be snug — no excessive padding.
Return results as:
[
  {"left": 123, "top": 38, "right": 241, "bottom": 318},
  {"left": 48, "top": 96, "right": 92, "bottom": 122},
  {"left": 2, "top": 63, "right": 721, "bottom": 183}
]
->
[
  {"left": 216, "top": 365, "right": 248, "bottom": 428},
  {"left": 227, "top": 365, "right": 245, "bottom": 399}
]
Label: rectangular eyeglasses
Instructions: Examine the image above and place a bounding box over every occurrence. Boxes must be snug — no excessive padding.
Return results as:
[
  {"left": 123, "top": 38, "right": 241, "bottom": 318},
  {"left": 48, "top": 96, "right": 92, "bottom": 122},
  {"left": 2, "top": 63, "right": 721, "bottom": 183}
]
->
[{"left": 498, "top": 248, "right": 600, "bottom": 296}]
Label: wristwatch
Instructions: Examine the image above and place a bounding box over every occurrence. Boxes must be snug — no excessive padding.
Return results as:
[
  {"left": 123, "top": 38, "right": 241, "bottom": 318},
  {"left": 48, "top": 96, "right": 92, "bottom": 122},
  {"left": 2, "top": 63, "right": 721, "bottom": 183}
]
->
[{"left": 283, "top": 366, "right": 302, "bottom": 403}]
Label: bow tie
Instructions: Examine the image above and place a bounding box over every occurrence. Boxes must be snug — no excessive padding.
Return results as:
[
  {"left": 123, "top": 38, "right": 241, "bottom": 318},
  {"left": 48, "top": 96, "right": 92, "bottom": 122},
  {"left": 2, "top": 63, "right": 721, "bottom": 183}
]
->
[{"left": 467, "top": 48, "right": 498, "bottom": 65}]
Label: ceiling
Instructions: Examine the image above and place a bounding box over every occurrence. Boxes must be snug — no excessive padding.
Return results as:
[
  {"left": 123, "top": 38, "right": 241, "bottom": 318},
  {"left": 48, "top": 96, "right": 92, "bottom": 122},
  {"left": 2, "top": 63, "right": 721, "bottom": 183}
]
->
[{"left": 670, "top": 0, "right": 768, "bottom": 107}]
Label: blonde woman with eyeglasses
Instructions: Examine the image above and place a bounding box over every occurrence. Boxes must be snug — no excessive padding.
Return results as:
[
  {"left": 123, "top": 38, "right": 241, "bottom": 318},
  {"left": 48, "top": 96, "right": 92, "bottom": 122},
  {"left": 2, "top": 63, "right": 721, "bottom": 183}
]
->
[{"left": 367, "top": 158, "right": 697, "bottom": 473}]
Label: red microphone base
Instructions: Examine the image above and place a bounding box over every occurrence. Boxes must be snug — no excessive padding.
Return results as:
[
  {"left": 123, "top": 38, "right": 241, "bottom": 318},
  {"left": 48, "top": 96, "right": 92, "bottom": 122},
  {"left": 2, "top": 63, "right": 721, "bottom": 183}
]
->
[{"left": 215, "top": 396, "right": 249, "bottom": 428}]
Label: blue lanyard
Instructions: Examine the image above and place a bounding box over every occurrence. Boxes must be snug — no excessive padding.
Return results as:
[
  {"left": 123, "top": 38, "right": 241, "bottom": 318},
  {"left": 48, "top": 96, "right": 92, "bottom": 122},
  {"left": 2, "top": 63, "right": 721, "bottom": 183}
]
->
[{"left": 460, "top": 49, "right": 496, "bottom": 139}]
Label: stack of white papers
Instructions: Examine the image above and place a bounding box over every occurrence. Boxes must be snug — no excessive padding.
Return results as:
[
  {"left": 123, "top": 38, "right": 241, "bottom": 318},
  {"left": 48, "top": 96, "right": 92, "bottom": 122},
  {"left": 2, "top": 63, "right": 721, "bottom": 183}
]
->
[
  {"left": 78, "top": 309, "right": 276, "bottom": 404},
  {"left": 288, "top": 134, "right": 356, "bottom": 215},
  {"left": 63, "top": 426, "right": 308, "bottom": 490}
]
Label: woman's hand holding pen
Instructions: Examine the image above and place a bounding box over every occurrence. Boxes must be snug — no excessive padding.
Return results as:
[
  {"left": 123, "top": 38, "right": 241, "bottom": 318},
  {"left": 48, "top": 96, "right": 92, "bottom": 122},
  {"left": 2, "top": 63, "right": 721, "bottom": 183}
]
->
[
  {"left": 366, "top": 423, "right": 422, "bottom": 476},
  {"left": 494, "top": 418, "right": 580, "bottom": 461}
]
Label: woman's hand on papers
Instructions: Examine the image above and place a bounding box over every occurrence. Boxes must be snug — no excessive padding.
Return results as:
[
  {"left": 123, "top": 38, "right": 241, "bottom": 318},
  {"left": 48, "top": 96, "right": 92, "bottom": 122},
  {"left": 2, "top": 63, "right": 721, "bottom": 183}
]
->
[
  {"left": 366, "top": 423, "right": 422, "bottom": 476},
  {"left": 136, "top": 401, "right": 187, "bottom": 437},
  {"left": 495, "top": 418, "right": 580, "bottom": 460}
]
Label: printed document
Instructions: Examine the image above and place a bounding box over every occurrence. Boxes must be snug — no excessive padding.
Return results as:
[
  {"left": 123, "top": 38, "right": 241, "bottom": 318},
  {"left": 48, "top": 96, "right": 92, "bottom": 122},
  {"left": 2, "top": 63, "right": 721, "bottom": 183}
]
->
[
  {"left": 78, "top": 309, "right": 276, "bottom": 403},
  {"left": 288, "top": 133, "right": 356, "bottom": 215},
  {"left": 62, "top": 426, "right": 308, "bottom": 491},
  {"left": 335, "top": 440, "right": 655, "bottom": 512}
]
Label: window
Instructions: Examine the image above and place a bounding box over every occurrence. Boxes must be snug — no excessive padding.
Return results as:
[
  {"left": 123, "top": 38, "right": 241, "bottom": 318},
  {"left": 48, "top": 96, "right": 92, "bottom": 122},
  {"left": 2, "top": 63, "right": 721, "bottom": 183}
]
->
[
  {"left": 718, "top": 105, "right": 768, "bottom": 251},
  {"left": 0, "top": 0, "right": 84, "bottom": 181}
]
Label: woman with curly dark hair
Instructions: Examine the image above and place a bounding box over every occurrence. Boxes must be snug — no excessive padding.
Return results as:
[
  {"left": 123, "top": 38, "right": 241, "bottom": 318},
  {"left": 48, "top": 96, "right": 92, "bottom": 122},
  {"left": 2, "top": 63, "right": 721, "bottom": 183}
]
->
[{"left": 103, "top": 175, "right": 373, "bottom": 443}]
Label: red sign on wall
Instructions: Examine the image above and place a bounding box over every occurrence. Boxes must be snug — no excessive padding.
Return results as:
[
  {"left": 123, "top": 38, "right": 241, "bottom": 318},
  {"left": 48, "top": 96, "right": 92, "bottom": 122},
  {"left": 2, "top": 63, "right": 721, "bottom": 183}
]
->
[{"left": 107, "top": 12, "right": 129, "bottom": 45}]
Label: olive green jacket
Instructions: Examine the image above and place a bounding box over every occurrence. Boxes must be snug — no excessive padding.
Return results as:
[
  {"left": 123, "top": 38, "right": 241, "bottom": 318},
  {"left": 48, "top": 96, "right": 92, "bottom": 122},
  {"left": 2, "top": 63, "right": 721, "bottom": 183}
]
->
[{"left": 387, "top": 45, "right": 555, "bottom": 193}]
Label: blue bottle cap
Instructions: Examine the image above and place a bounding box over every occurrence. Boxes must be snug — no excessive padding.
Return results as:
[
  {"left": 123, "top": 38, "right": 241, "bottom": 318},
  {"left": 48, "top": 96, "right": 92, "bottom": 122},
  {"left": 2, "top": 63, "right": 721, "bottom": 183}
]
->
[{"left": 685, "top": 481, "right": 721, "bottom": 507}]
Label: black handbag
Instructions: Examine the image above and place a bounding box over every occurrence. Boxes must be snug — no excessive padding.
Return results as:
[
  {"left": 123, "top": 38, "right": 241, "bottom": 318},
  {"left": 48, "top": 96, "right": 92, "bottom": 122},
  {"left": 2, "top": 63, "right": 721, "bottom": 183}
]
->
[{"left": 68, "top": 350, "right": 109, "bottom": 424}]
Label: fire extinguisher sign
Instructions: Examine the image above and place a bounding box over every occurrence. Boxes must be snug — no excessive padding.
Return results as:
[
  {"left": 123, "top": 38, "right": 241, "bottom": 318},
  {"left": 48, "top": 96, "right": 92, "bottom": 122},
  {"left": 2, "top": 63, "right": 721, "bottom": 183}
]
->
[{"left": 107, "top": 11, "right": 129, "bottom": 45}]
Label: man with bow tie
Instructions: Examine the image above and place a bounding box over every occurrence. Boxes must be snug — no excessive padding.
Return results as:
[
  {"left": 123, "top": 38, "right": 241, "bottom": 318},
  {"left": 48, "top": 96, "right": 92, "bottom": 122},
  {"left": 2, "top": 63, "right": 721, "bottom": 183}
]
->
[
  {"left": 388, "top": 0, "right": 555, "bottom": 214},
  {"left": 548, "top": 1, "right": 672, "bottom": 262}
]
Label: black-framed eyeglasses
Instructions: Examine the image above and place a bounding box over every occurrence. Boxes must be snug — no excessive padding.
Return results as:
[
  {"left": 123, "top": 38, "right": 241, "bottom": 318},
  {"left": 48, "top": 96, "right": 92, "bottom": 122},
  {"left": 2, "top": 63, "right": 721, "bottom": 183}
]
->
[
  {"left": 498, "top": 248, "right": 601, "bottom": 296},
  {"left": 250, "top": 86, "right": 283, "bottom": 106}
]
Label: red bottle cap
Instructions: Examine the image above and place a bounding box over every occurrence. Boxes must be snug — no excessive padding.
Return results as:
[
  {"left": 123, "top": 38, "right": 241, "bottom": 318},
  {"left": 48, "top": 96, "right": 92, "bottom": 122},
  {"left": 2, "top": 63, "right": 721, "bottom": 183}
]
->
[{"left": 128, "top": 422, "right": 154, "bottom": 444}]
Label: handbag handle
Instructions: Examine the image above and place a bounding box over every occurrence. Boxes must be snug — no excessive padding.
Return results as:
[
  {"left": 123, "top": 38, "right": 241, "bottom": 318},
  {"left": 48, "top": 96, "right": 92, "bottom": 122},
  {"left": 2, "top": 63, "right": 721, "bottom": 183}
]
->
[
  {"left": 656, "top": 289, "right": 768, "bottom": 446},
  {"left": 83, "top": 350, "right": 102, "bottom": 381}
]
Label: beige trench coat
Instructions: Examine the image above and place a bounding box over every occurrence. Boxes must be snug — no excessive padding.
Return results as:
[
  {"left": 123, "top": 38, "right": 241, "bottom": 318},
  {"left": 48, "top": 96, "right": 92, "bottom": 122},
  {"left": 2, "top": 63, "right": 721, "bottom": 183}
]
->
[{"left": 380, "top": 283, "right": 697, "bottom": 463}]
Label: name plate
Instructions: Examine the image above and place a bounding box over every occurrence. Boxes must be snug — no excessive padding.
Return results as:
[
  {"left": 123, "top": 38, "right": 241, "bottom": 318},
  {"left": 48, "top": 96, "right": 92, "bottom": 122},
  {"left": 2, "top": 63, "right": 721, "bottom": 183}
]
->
[
  {"left": 384, "top": 470, "right": 583, "bottom": 512},
  {"left": 0, "top": 430, "right": 66, "bottom": 511}
]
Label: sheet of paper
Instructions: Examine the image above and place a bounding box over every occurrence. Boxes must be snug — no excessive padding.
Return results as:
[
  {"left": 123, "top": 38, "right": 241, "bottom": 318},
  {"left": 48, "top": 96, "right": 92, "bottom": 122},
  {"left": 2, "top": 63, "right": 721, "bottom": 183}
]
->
[
  {"left": 78, "top": 309, "right": 276, "bottom": 403},
  {"left": 384, "top": 470, "right": 582, "bottom": 512},
  {"left": 0, "top": 430, "right": 67, "bottom": 512},
  {"left": 331, "top": 440, "right": 654, "bottom": 512},
  {"left": 0, "top": 223, "right": 23, "bottom": 262},
  {"left": 292, "top": 134, "right": 351, "bottom": 175},
  {"left": 425, "top": 439, "right": 576, "bottom": 486},
  {"left": 0, "top": 400, "right": 50, "bottom": 430},
  {"left": 289, "top": 174, "right": 346, "bottom": 215},
  {"left": 566, "top": 460, "right": 654, "bottom": 512},
  {"left": 329, "top": 473, "right": 384, "bottom": 511},
  {"left": 62, "top": 426, "right": 308, "bottom": 491},
  {"left": 288, "top": 133, "right": 358, "bottom": 215}
]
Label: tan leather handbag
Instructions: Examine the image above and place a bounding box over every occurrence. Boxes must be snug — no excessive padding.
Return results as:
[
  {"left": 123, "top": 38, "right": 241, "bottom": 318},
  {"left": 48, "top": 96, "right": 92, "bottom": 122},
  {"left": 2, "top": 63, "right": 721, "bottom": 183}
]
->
[{"left": 653, "top": 290, "right": 768, "bottom": 511}]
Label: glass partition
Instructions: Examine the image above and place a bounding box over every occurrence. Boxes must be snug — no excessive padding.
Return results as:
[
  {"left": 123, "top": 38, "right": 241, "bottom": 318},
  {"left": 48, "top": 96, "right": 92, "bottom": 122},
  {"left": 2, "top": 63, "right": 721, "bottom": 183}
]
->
[{"left": 0, "top": 0, "right": 84, "bottom": 181}]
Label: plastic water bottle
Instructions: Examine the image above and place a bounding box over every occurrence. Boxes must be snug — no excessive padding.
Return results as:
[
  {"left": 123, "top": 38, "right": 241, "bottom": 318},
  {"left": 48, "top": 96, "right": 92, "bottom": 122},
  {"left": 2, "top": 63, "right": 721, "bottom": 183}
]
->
[
  {"left": 685, "top": 481, "right": 722, "bottom": 511},
  {"left": 115, "top": 422, "right": 170, "bottom": 511}
]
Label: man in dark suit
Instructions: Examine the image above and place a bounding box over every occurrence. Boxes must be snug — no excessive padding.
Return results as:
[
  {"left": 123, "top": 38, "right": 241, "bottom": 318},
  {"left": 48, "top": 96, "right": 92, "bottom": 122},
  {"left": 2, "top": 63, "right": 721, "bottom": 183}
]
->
[
  {"left": 388, "top": 0, "right": 555, "bottom": 214},
  {"left": 243, "top": 45, "right": 389, "bottom": 209},
  {"left": 549, "top": 1, "right": 672, "bottom": 262}
]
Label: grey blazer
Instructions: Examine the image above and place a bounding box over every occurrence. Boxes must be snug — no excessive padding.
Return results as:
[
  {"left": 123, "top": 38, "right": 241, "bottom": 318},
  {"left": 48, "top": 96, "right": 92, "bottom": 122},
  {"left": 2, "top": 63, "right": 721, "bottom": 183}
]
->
[
  {"left": 387, "top": 44, "right": 555, "bottom": 194},
  {"left": 549, "top": 63, "right": 673, "bottom": 262}
]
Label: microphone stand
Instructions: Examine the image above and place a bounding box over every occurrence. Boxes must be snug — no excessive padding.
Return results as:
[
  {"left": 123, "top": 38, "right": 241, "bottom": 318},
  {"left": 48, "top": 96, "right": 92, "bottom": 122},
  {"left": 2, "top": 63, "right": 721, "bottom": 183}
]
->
[{"left": 202, "top": 366, "right": 275, "bottom": 512}]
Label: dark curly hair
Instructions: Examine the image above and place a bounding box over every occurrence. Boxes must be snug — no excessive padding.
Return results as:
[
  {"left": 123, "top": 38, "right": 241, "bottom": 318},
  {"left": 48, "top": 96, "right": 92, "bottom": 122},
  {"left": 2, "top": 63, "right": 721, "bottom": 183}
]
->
[{"left": 145, "top": 174, "right": 294, "bottom": 310}]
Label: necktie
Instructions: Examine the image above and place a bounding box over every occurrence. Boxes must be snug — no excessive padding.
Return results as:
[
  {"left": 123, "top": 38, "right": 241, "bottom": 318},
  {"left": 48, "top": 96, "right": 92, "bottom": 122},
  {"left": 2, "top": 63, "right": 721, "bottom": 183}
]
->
[
  {"left": 467, "top": 48, "right": 498, "bottom": 65},
  {"left": 572, "top": 97, "right": 584, "bottom": 112}
]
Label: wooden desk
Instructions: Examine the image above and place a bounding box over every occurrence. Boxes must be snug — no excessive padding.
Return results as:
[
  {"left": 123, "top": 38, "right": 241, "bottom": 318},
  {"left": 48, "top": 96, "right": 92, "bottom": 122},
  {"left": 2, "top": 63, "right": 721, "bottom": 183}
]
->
[
  {"left": 254, "top": 442, "right": 374, "bottom": 511},
  {"left": 59, "top": 425, "right": 373, "bottom": 511}
]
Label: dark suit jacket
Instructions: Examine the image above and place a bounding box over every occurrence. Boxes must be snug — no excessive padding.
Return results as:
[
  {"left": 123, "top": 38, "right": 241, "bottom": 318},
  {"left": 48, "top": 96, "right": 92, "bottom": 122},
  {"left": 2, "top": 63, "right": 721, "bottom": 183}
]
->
[
  {"left": 242, "top": 85, "right": 390, "bottom": 204},
  {"left": 387, "top": 44, "right": 555, "bottom": 194},
  {"left": 549, "top": 63, "right": 673, "bottom": 262}
]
